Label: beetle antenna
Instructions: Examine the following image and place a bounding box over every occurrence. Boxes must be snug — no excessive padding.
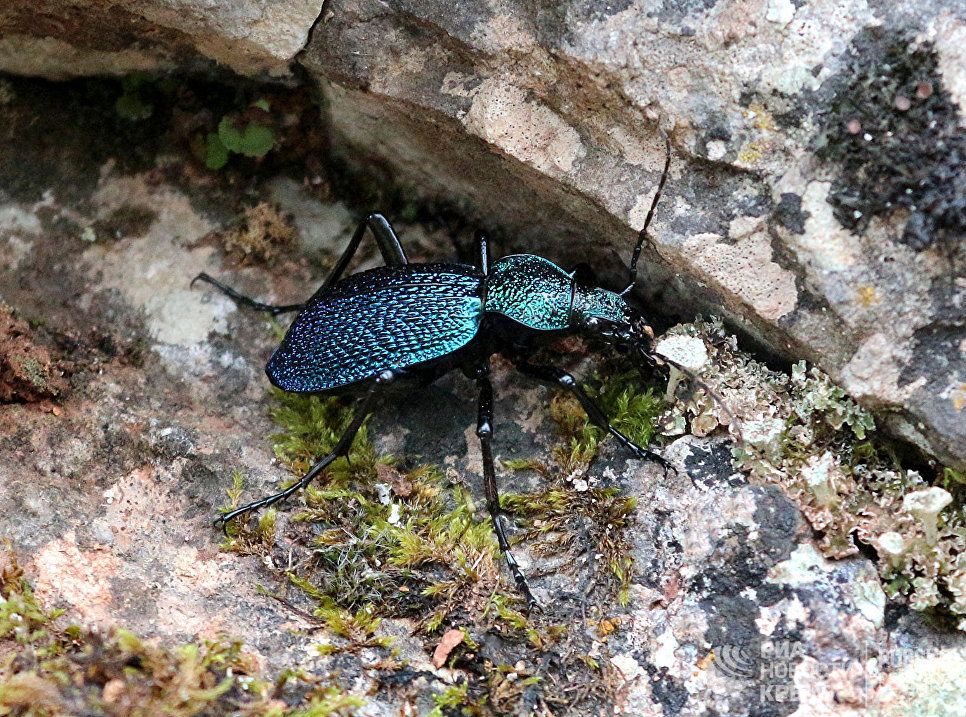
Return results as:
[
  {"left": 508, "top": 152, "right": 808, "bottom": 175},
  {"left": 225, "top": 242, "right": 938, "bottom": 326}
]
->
[{"left": 625, "top": 130, "right": 671, "bottom": 294}]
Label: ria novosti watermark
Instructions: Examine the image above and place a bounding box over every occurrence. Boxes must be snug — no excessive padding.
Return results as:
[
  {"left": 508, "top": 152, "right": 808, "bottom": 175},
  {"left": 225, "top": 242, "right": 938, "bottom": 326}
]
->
[{"left": 711, "top": 638, "right": 960, "bottom": 705}]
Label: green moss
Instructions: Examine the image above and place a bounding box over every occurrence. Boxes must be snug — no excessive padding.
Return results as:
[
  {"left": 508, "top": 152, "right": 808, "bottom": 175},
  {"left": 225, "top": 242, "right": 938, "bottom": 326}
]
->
[
  {"left": 223, "top": 391, "right": 510, "bottom": 631},
  {"left": 311, "top": 601, "right": 394, "bottom": 655},
  {"left": 0, "top": 550, "right": 363, "bottom": 716},
  {"left": 286, "top": 687, "right": 366, "bottom": 717},
  {"left": 546, "top": 371, "right": 663, "bottom": 474},
  {"left": 497, "top": 371, "right": 660, "bottom": 604},
  {"left": 230, "top": 378, "right": 634, "bottom": 714},
  {"left": 428, "top": 682, "right": 470, "bottom": 717},
  {"left": 502, "top": 488, "right": 638, "bottom": 605},
  {"left": 270, "top": 390, "right": 381, "bottom": 485}
]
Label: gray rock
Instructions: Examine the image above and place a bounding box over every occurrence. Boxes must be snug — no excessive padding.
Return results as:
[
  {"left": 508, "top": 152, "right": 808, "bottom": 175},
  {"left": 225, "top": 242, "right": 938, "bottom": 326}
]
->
[
  {"left": 0, "top": 0, "right": 961, "bottom": 467},
  {"left": 0, "top": 1, "right": 324, "bottom": 78},
  {"left": 300, "top": 1, "right": 965, "bottom": 468},
  {"left": 1, "top": 74, "right": 964, "bottom": 714}
]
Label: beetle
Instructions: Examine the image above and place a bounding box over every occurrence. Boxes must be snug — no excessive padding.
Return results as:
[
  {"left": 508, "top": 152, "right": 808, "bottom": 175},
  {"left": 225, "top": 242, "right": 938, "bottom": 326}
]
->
[{"left": 193, "top": 138, "right": 674, "bottom": 608}]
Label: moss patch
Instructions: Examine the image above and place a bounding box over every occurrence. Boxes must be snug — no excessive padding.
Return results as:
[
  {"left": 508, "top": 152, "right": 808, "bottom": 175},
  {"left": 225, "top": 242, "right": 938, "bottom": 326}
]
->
[
  {"left": 0, "top": 550, "right": 363, "bottom": 716},
  {"left": 219, "top": 366, "right": 665, "bottom": 714}
]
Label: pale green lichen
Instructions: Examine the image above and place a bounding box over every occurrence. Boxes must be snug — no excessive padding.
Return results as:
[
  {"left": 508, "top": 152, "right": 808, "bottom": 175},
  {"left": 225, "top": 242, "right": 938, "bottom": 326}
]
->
[{"left": 661, "top": 318, "right": 966, "bottom": 627}]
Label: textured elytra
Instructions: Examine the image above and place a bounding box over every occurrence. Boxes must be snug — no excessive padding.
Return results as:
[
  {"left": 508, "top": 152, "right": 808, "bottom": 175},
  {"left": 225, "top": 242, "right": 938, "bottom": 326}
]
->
[
  {"left": 484, "top": 255, "right": 574, "bottom": 330},
  {"left": 267, "top": 264, "right": 484, "bottom": 392}
]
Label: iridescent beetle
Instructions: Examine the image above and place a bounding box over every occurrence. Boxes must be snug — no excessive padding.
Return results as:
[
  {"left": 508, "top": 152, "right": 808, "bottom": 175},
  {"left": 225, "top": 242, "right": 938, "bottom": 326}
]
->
[{"left": 193, "top": 138, "right": 673, "bottom": 607}]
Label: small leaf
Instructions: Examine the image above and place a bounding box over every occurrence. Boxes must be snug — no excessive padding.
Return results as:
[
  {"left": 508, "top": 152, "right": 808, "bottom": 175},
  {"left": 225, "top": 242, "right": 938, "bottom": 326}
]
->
[
  {"left": 205, "top": 133, "right": 229, "bottom": 170},
  {"left": 253, "top": 97, "right": 271, "bottom": 111},
  {"left": 115, "top": 93, "right": 153, "bottom": 121},
  {"left": 217, "top": 117, "right": 275, "bottom": 158}
]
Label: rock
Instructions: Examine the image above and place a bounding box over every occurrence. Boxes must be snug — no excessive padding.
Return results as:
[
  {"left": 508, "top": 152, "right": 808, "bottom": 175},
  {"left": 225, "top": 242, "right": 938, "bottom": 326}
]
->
[
  {"left": 0, "top": 0, "right": 961, "bottom": 467},
  {"left": 0, "top": 1, "right": 324, "bottom": 78},
  {"left": 626, "top": 436, "right": 966, "bottom": 717},
  {"left": 1, "top": 73, "right": 964, "bottom": 714},
  {"left": 301, "top": 1, "right": 965, "bottom": 468}
]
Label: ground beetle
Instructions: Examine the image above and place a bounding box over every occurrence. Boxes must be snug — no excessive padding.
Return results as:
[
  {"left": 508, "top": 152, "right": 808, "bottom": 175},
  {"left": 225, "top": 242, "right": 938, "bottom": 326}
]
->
[{"left": 193, "top": 138, "right": 675, "bottom": 608}]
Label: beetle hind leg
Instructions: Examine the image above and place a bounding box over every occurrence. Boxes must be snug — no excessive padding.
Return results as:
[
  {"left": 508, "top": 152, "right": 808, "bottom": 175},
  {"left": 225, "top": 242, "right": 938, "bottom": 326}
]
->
[
  {"left": 191, "top": 272, "right": 304, "bottom": 316},
  {"left": 475, "top": 363, "right": 540, "bottom": 611},
  {"left": 214, "top": 373, "right": 390, "bottom": 532}
]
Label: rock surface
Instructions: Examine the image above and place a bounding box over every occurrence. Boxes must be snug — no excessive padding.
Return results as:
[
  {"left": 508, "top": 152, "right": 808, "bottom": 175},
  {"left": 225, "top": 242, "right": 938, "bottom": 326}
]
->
[
  {"left": 0, "top": 1, "right": 324, "bottom": 78},
  {"left": 1, "top": 1, "right": 963, "bottom": 472},
  {"left": 300, "top": 0, "right": 966, "bottom": 469},
  {"left": 1, "top": 76, "right": 965, "bottom": 715}
]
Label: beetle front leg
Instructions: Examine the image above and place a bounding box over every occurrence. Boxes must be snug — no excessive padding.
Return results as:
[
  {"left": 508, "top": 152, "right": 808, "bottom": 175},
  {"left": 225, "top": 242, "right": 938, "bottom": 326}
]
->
[
  {"left": 475, "top": 364, "right": 539, "bottom": 611},
  {"left": 214, "top": 371, "right": 392, "bottom": 531},
  {"left": 513, "top": 361, "right": 674, "bottom": 476}
]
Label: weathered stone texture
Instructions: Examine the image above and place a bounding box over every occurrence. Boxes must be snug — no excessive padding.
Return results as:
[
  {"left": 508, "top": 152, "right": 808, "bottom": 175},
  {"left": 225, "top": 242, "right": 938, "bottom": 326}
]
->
[
  {"left": 1, "top": 74, "right": 965, "bottom": 714},
  {"left": 300, "top": 0, "right": 965, "bottom": 468},
  {"left": 1, "top": 1, "right": 962, "bottom": 467},
  {"left": 0, "top": 1, "right": 324, "bottom": 78}
]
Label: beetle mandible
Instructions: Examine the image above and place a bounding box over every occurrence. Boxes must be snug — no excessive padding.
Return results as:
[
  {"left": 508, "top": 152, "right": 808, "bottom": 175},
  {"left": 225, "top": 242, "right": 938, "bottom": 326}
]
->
[{"left": 193, "top": 137, "right": 674, "bottom": 608}]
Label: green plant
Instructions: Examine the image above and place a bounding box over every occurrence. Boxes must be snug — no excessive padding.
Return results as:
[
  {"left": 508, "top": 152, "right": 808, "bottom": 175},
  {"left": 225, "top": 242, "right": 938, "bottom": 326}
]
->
[
  {"left": 0, "top": 550, "right": 363, "bottom": 716},
  {"left": 205, "top": 101, "right": 276, "bottom": 170}
]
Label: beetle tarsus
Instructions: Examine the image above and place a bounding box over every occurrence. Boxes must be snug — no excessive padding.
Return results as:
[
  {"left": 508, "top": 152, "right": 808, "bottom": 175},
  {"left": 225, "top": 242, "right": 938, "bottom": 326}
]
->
[{"left": 642, "top": 449, "right": 677, "bottom": 478}]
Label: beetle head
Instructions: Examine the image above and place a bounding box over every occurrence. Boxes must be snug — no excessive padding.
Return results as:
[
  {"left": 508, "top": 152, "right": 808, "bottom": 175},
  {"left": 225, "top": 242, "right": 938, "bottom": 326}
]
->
[{"left": 572, "top": 285, "right": 655, "bottom": 354}]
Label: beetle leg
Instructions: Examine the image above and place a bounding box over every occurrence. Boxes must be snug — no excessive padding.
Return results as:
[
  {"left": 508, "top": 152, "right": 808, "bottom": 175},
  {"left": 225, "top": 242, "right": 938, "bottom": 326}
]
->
[
  {"left": 322, "top": 212, "right": 409, "bottom": 290},
  {"left": 475, "top": 363, "right": 540, "bottom": 611},
  {"left": 193, "top": 213, "right": 410, "bottom": 313},
  {"left": 513, "top": 361, "right": 676, "bottom": 476},
  {"left": 214, "top": 372, "right": 392, "bottom": 532},
  {"left": 190, "top": 273, "right": 304, "bottom": 316}
]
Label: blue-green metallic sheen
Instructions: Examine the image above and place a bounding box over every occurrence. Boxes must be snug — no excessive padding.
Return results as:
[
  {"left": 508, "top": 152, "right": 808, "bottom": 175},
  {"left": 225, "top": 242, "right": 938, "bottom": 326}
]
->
[
  {"left": 484, "top": 255, "right": 573, "bottom": 330},
  {"left": 267, "top": 264, "right": 483, "bottom": 393},
  {"left": 572, "top": 285, "right": 631, "bottom": 325},
  {"left": 267, "top": 254, "right": 636, "bottom": 394}
]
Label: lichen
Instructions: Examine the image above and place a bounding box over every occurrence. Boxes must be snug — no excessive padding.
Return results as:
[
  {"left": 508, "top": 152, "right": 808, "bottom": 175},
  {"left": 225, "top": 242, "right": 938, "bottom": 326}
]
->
[
  {"left": 816, "top": 28, "right": 965, "bottom": 252},
  {"left": 0, "top": 550, "right": 364, "bottom": 716},
  {"left": 661, "top": 318, "right": 966, "bottom": 627}
]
